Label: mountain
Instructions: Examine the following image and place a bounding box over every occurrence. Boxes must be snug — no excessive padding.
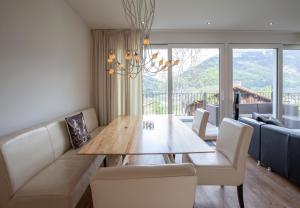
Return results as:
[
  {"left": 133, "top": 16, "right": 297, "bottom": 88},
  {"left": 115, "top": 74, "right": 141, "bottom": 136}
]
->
[
  {"left": 143, "top": 50, "right": 300, "bottom": 93},
  {"left": 143, "top": 74, "right": 166, "bottom": 93}
]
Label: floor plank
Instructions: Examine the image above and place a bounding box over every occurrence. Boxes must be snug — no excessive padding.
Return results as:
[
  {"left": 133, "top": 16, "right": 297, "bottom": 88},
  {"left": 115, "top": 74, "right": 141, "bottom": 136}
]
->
[{"left": 126, "top": 155, "right": 300, "bottom": 208}]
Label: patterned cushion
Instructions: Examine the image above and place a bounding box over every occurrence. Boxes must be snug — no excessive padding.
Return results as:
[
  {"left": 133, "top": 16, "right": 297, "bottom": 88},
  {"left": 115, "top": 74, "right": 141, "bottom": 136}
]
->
[{"left": 65, "top": 113, "right": 90, "bottom": 149}]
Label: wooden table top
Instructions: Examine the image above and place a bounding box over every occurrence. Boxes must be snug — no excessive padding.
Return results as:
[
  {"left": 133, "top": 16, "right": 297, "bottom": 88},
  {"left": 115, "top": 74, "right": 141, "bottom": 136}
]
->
[{"left": 79, "top": 115, "right": 214, "bottom": 155}]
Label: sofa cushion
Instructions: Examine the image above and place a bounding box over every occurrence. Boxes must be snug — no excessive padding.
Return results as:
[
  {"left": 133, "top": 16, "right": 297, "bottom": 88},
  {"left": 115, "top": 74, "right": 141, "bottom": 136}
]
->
[
  {"left": 11, "top": 157, "right": 104, "bottom": 208},
  {"left": 265, "top": 117, "right": 283, "bottom": 127},
  {"left": 65, "top": 113, "right": 90, "bottom": 149},
  {"left": 46, "top": 119, "right": 71, "bottom": 159},
  {"left": 252, "top": 112, "right": 269, "bottom": 123},
  {"left": 0, "top": 127, "right": 55, "bottom": 194}
]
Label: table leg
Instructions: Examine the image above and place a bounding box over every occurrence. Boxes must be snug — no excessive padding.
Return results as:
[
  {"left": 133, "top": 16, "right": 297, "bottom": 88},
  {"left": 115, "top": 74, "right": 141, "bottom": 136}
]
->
[
  {"left": 163, "top": 154, "right": 175, "bottom": 163},
  {"left": 105, "top": 155, "right": 123, "bottom": 167},
  {"left": 122, "top": 155, "right": 129, "bottom": 166}
]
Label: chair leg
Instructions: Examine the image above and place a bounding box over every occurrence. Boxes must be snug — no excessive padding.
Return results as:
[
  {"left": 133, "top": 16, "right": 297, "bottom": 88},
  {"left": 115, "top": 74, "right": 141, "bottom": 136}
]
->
[
  {"left": 103, "top": 157, "right": 107, "bottom": 167},
  {"left": 237, "top": 184, "right": 244, "bottom": 208}
]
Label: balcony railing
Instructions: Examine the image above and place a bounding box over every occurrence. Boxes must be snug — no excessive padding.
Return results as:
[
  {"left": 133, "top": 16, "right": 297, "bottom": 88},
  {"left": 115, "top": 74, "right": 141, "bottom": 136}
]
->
[
  {"left": 143, "top": 92, "right": 219, "bottom": 115},
  {"left": 143, "top": 91, "right": 300, "bottom": 115}
]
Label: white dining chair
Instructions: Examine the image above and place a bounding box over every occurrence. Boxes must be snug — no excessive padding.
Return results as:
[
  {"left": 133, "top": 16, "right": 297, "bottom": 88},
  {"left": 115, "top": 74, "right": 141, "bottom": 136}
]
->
[
  {"left": 90, "top": 164, "right": 197, "bottom": 208},
  {"left": 183, "top": 118, "right": 253, "bottom": 208},
  {"left": 192, "top": 108, "right": 209, "bottom": 140}
]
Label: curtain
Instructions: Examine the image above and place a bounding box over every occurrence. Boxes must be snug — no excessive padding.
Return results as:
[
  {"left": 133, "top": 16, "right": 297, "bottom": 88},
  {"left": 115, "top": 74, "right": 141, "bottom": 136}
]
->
[{"left": 91, "top": 30, "right": 142, "bottom": 125}]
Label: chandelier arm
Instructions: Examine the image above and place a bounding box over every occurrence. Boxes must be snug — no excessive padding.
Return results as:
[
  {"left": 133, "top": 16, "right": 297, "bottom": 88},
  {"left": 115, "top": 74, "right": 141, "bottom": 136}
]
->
[
  {"left": 125, "top": 49, "right": 154, "bottom": 68},
  {"left": 134, "top": 0, "right": 140, "bottom": 29},
  {"left": 148, "top": 0, "right": 155, "bottom": 35},
  {"left": 125, "top": 0, "right": 138, "bottom": 29},
  {"left": 122, "top": 0, "right": 135, "bottom": 28},
  {"left": 109, "top": 0, "right": 178, "bottom": 78},
  {"left": 141, "top": 0, "right": 153, "bottom": 36},
  {"left": 143, "top": 1, "right": 149, "bottom": 34}
]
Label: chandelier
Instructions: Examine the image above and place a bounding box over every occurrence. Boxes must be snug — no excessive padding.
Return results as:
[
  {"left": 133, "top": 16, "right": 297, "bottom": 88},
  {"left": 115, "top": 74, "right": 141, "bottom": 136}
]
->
[{"left": 107, "top": 0, "right": 179, "bottom": 78}]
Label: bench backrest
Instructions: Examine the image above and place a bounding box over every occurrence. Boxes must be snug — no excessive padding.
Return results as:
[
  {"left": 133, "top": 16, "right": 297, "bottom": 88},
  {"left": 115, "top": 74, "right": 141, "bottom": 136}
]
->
[{"left": 0, "top": 108, "right": 98, "bottom": 207}]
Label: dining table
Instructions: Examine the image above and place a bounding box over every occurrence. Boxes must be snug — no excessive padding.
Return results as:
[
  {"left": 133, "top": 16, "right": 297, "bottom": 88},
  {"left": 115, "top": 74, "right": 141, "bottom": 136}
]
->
[{"left": 79, "top": 114, "right": 214, "bottom": 164}]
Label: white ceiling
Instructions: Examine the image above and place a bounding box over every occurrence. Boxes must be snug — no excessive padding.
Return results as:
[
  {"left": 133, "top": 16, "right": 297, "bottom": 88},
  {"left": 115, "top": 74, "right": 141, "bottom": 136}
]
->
[{"left": 66, "top": 0, "right": 300, "bottom": 32}]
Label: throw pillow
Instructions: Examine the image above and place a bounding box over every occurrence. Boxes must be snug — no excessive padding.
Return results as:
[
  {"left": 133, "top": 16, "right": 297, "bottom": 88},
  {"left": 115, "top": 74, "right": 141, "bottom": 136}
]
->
[
  {"left": 65, "top": 112, "right": 90, "bottom": 149},
  {"left": 252, "top": 112, "right": 268, "bottom": 123},
  {"left": 266, "top": 117, "right": 284, "bottom": 127}
]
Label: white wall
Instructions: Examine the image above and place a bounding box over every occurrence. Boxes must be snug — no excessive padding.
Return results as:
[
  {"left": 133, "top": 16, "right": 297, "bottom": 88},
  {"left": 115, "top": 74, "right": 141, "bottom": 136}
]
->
[
  {"left": 151, "top": 30, "right": 300, "bottom": 44},
  {"left": 0, "top": 0, "right": 91, "bottom": 137}
]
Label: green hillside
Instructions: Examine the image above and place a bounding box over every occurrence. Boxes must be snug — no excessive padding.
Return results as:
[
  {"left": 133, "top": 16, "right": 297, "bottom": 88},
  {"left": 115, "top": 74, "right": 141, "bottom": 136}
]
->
[{"left": 143, "top": 50, "right": 300, "bottom": 93}]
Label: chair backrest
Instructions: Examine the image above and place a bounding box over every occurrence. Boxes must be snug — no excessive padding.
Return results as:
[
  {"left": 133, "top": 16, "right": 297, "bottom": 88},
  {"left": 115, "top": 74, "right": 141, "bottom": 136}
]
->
[
  {"left": 192, "top": 108, "right": 209, "bottom": 139},
  {"left": 216, "top": 118, "right": 253, "bottom": 169},
  {"left": 91, "top": 164, "right": 197, "bottom": 208}
]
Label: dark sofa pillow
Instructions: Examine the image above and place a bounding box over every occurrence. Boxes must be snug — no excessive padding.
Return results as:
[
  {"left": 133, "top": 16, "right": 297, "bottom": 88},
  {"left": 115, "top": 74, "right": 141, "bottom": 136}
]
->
[
  {"left": 65, "top": 112, "right": 90, "bottom": 149},
  {"left": 266, "top": 117, "right": 284, "bottom": 127},
  {"left": 252, "top": 112, "right": 268, "bottom": 123}
]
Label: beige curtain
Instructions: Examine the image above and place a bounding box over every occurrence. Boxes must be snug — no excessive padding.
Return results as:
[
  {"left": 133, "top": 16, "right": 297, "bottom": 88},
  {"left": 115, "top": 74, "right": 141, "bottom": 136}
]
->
[{"left": 91, "top": 30, "right": 142, "bottom": 125}]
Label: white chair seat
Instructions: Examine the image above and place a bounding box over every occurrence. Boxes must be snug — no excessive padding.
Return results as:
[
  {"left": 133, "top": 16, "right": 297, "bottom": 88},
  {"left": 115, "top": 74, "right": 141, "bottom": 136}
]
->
[
  {"left": 183, "top": 152, "right": 240, "bottom": 185},
  {"left": 185, "top": 152, "right": 231, "bottom": 167}
]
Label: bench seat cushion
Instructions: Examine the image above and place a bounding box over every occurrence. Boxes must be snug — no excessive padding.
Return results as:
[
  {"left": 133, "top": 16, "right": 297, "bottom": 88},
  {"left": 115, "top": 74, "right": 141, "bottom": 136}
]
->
[{"left": 10, "top": 155, "right": 105, "bottom": 208}]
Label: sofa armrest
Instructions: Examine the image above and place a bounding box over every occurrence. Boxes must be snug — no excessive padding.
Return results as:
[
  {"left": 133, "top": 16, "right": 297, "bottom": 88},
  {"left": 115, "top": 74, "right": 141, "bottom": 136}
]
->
[
  {"left": 239, "top": 117, "right": 265, "bottom": 161},
  {"left": 261, "top": 125, "right": 289, "bottom": 177},
  {"left": 287, "top": 133, "right": 300, "bottom": 186}
]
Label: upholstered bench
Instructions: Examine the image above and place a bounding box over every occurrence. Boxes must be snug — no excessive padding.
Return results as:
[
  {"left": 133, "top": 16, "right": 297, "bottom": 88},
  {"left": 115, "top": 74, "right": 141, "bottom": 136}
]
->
[{"left": 0, "top": 108, "right": 105, "bottom": 208}]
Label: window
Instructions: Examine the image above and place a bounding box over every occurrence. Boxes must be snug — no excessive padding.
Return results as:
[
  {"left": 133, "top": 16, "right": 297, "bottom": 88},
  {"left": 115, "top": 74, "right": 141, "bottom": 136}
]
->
[
  {"left": 142, "top": 45, "right": 222, "bottom": 127},
  {"left": 172, "top": 48, "right": 220, "bottom": 116},
  {"left": 282, "top": 49, "right": 300, "bottom": 128},
  {"left": 232, "top": 48, "right": 277, "bottom": 118}
]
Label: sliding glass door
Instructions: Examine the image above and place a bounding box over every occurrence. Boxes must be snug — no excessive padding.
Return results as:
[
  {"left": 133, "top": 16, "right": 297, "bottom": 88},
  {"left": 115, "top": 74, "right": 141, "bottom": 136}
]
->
[
  {"left": 142, "top": 45, "right": 222, "bottom": 127},
  {"left": 282, "top": 48, "right": 300, "bottom": 128},
  {"left": 232, "top": 48, "right": 277, "bottom": 118},
  {"left": 142, "top": 44, "right": 300, "bottom": 128}
]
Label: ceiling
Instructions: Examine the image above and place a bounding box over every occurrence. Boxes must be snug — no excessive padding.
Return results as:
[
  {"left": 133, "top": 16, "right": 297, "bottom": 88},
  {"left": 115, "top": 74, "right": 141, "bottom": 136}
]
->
[{"left": 66, "top": 0, "right": 300, "bottom": 32}]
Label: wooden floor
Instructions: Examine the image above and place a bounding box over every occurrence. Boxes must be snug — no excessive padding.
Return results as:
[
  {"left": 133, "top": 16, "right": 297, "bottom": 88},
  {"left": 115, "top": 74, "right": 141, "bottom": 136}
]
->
[{"left": 125, "top": 155, "right": 300, "bottom": 208}]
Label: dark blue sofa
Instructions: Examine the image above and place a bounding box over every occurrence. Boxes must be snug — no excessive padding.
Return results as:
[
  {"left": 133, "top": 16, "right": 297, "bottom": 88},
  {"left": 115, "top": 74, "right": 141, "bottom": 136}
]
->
[
  {"left": 288, "top": 133, "right": 300, "bottom": 186},
  {"left": 239, "top": 117, "right": 300, "bottom": 186}
]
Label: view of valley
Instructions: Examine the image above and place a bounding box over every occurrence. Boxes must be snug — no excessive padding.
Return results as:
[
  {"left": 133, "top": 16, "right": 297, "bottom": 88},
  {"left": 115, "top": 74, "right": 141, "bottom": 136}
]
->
[
  {"left": 144, "top": 49, "right": 300, "bottom": 94},
  {"left": 143, "top": 48, "right": 300, "bottom": 115}
]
